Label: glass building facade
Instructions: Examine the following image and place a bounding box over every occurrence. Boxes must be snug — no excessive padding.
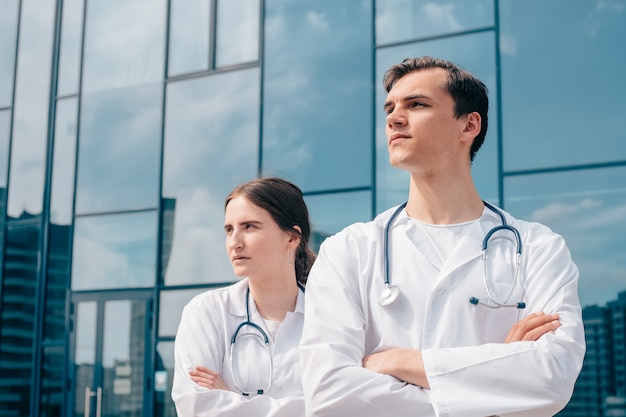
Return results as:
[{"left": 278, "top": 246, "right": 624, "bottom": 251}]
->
[{"left": 0, "top": 0, "right": 624, "bottom": 416}]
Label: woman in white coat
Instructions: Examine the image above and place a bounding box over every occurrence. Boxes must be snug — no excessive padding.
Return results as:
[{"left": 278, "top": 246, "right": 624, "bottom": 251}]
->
[{"left": 172, "top": 177, "right": 316, "bottom": 417}]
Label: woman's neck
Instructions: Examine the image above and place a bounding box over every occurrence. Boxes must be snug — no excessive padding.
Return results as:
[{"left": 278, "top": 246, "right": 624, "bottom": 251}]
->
[{"left": 248, "top": 277, "right": 299, "bottom": 322}]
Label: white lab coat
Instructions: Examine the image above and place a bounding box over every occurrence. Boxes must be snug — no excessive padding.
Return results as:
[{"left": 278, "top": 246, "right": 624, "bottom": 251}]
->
[
  {"left": 300, "top": 205, "right": 585, "bottom": 417},
  {"left": 172, "top": 279, "right": 305, "bottom": 417}
]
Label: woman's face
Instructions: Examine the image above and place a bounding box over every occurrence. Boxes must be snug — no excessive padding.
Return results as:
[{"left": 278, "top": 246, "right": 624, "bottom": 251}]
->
[{"left": 224, "top": 196, "right": 295, "bottom": 281}]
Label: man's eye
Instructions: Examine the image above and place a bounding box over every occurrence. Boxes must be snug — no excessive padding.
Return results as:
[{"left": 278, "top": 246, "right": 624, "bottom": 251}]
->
[{"left": 411, "top": 101, "right": 424, "bottom": 107}]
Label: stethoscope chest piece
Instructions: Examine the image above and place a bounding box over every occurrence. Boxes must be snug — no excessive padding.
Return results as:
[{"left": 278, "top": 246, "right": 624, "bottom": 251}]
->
[{"left": 378, "top": 284, "right": 400, "bottom": 306}]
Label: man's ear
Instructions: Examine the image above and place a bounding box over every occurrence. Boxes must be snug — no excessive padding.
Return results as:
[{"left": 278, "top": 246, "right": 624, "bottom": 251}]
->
[{"left": 461, "top": 112, "right": 481, "bottom": 143}]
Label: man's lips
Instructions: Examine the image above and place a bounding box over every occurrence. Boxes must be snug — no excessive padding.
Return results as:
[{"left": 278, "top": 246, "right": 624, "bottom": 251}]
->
[{"left": 388, "top": 133, "right": 409, "bottom": 144}]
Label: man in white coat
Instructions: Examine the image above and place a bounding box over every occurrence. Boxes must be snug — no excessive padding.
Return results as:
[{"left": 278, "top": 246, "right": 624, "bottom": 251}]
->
[{"left": 299, "top": 56, "right": 585, "bottom": 417}]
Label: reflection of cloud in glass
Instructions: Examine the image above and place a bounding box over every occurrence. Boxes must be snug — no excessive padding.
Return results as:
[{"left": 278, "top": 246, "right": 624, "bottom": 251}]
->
[
  {"left": 82, "top": 0, "right": 166, "bottom": 93},
  {"left": 72, "top": 212, "right": 157, "bottom": 290},
  {"left": 583, "top": 0, "right": 625, "bottom": 37},
  {"left": 50, "top": 98, "right": 78, "bottom": 225},
  {"left": 263, "top": 0, "right": 372, "bottom": 192},
  {"left": 168, "top": 0, "right": 209, "bottom": 76},
  {"left": 56, "top": 0, "right": 84, "bottom": 96},
  {"left": 375, "top": 0, "right": 493, "bottom": 45},
  {"left": 7, "top": 0, "right": 56, "bottom": 218},
  {"left": 306, "top": 11, "right": 330, "bottom": 32},
  {"left": 162, "top": 69, "right": 260, "bottom": 285},
  {"left": 505, "top": 169, "right": 626, "bottom": 308},
  {"left": 76, "top": 83, "right": 162, "bottom": 214},
  {"left": 0, "top": 0, "right": 19, "bottom": 107},
  {"left": 499, "top": 34, "right": 518, "bottom": 56},
  {"left": 422, "top": 3, "right": 462, "bottom": 31}
]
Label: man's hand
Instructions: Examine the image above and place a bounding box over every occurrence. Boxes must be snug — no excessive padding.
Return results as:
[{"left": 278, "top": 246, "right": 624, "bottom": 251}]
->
[
  {"left": 505, "top": 312, "right": 560, "bottom": 343},
  {"left": 189, "top": 365, "right": 229, "bottom": 390},
  {"left": 363, "top": 348, "right": 430, "bottom": 389},
  {"left": 362, "top": 312, "right": 560, "bottom": 388}
]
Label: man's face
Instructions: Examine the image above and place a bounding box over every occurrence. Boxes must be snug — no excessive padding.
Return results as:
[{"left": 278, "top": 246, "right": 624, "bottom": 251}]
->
[{"left": 383, "top": 68, "right": 467, "bottom": 173}]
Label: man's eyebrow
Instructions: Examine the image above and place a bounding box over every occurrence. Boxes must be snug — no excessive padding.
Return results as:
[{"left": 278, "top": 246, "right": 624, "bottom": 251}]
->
[{"left": 383, "top": 94, "right": 430, "bottom": 111}]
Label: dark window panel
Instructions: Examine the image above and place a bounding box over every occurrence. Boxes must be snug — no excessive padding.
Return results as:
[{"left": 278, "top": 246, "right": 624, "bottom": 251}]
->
[
  {"left": 0, "top": 219, "right": 41, "bottom": 417},
  {"left": 40, "top": 345, "right": 65, "bottom": 417}
]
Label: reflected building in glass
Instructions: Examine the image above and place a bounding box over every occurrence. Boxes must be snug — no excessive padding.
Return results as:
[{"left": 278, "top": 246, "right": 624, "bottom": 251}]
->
[{"left": 0, "top": 1, "right": 624, "bottom": 416}]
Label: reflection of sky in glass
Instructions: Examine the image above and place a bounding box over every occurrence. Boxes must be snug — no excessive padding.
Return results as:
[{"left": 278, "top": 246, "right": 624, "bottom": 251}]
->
[
  {"left": 81, "top": 0, "right": 166, "bottom": 93},
  {"left": 56, "top": 0, "right": 84, "bottom": 96},
  {"left": 159, "top": 288, "right": 213, "bottom": 336},
  {"left": 0, "top": 110, "right": 10, "bottom": 187},
  {"left": 75, "top": 301, "right": 96, "bottom": 365},
  {"left": 7, "top": 0, "right": 56, "bottom": 218},
  {"left": 376, "top": 32, "right": 498, "bottom": 212},
  {"left": 215, "top": 0, "right": 259, "bottom": 67},
  {"left": 50, "top": 98, "right": 77, "bottom": 226},
  {"left": 162, "top": 69, "right": 260, "bottom": 286},
  {"left": 505, "top": 167, "right": 626, "bottom": 308},
  {"left": 168, "top": 0, "right": 210, "bottom": 76},
  {"left": 500, "top": 0, "right": 626, "bottom": 171},
  {"left": 72, "top": 211, "right": 157, "bottom": 290},
  {"left": 304, "top": 191, "right": 372, "bottom": 251},
  {"left": 75, "top": 83, "right": 162, "bottom": 214},
  {"left": 263, "top": 0, "right": 372, "bottom": 192},
  {"left": 0, "top": 0, "right": 19, "bottom": 107},
  {"left": 103, "top": 300, "right": 132, "bottom": 366},
  {"left": 376, "top": 0, "right": 493, "bottom": 45}
]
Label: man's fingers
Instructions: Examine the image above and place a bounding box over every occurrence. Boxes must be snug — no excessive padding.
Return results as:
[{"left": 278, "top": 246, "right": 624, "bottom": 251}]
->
[{"left": 505, "top": 312, "right": 560, "bottom": 343}]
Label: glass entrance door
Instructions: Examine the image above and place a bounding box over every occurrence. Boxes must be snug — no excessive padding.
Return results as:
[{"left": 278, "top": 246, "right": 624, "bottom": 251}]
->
[{"left": 69, "top": 291, "right": 153, "bottom": 417}]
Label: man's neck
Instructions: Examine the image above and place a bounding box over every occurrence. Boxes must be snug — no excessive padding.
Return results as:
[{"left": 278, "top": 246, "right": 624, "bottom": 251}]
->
[{"left": 405, "top": 172, "right": 484, "bottom": 225}]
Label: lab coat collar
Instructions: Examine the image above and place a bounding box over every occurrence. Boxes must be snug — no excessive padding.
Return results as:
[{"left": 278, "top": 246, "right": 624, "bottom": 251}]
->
[
  {"left": 437, "top": 205, "right": 505, "bottom": 280},
  {"left": 227, "top": 278, "right": 305, "bottom": 317}
]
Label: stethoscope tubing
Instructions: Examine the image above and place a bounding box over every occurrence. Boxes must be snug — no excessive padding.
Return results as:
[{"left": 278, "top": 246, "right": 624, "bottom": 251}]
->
[
  {"left": 381, "top": 201, "right": 525, "bottom": 309},
  {"left": 229, "top": 284, "right": 305, "bottom": 396}
]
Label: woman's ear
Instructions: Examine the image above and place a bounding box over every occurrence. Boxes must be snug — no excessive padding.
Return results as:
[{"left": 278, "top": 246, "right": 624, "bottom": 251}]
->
[{"left": 289, "top": 225, "right": 303, "bottom": 245}]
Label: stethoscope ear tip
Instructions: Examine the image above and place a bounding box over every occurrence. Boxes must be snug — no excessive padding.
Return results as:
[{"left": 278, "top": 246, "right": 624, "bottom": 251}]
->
[{"left": 378, "top": 286, "right": 400, "bottom": 306}]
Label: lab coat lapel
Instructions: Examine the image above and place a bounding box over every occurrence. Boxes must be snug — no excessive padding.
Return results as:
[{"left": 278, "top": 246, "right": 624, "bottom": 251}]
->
[{"left": 437, "top": 219, "right": 484, "bottom": 281}]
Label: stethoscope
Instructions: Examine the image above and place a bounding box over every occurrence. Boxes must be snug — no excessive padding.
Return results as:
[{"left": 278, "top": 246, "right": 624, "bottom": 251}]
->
[
  {"left": 229, "top": 284, "right": 304, "bottom": 396},
  {"left": 378, "top": 201, "right": 525, "bottom": 309}
]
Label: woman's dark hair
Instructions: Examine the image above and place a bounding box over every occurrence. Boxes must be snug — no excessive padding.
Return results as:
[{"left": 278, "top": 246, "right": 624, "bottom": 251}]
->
[
  {"left": 383, "top": 56, "right": 489, "bottom": 162},
  {"left": 225, "top": 177, "right": 316, "bottom": 286}
]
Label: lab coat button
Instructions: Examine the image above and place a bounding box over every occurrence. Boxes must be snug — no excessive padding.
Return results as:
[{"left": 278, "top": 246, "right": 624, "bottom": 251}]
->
[
  {"left": 434, "top": 288, "right": 445, "bottom": 296},
  {"left": 277, "top": 386, "right": 282, "bottom": 392}
]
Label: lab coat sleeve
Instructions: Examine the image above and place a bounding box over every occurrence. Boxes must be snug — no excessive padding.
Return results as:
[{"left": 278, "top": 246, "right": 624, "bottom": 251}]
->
[
  {"left": 300, "top": 232, "right": 437, "bottom": 417},
  {"left": 422, "top": 230, "right": 586, "bottom": 417},
  {"left": 172, "top": 298, "right": 305, "bottom": 417}
]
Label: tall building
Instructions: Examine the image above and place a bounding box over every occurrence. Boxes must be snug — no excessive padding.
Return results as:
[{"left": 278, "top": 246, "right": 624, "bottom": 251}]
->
[{"left": 0, "top": 1, "right": 625, "bottom": 416}]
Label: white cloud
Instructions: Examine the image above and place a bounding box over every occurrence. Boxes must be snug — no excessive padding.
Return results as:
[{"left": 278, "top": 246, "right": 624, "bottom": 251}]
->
[
  {"left": 422, "top": 3, "right": 462, "bottom": 32},
  {"left": 306, "top": 11, "right": 330, "bottom": 33}
]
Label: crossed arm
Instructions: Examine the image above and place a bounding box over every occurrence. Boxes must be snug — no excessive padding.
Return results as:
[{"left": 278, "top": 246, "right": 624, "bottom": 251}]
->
[{"left": 362, "top": 311, "right": 560, "bottom": 388}]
